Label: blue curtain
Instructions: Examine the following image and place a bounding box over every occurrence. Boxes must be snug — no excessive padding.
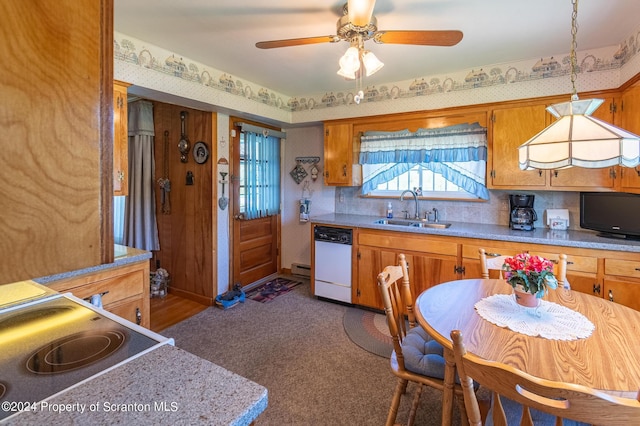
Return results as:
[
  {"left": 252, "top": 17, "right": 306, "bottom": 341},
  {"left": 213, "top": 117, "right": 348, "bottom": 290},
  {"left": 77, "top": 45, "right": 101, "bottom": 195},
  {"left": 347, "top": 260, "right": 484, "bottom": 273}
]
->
[
  {"left": 242, "top": 131, "right": 281, "bottom": 220},
  {"left": 359, "top": 122, "right": 489, "bottom": 199}
]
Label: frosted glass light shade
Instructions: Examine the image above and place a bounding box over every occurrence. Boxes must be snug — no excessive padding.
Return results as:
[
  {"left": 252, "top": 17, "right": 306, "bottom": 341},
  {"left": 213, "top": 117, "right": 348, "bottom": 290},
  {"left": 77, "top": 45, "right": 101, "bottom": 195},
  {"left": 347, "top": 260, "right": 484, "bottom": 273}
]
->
[
  {"left": 337, "top": 46, "right": 360, "bottom": 79},
  {"left": 518, "top": 99, "right": 640, "bottom": 170},
  {"left": 362, "top": 51, "right": 383, "bottom": 76}
]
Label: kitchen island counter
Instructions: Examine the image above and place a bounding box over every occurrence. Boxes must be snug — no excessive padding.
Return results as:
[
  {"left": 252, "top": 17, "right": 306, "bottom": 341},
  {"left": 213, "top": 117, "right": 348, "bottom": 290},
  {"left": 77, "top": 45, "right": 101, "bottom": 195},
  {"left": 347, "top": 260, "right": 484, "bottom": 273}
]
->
[
  {"left": 310, "top": 213, "right": 640, "bottom": 253},
  {"left": 6, "top": 344, "right": 268, "bottom": 425}
]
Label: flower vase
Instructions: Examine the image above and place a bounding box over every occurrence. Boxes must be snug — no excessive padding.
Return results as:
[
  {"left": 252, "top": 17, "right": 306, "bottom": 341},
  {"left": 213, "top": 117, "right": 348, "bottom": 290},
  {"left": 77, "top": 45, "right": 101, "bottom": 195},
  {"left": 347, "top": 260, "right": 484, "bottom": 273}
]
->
[{"left": 513, "top": 286, "right": 540, "bottom": 308}]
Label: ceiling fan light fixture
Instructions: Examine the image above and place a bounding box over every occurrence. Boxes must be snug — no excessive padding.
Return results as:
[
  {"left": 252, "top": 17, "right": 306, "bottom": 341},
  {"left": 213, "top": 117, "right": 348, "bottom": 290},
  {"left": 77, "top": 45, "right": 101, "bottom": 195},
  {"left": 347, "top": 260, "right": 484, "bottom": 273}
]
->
[
  {"left": 362, "top": 50, "right": 383, "bottom": 76},
  {"left": 518, "top": 0, "right": 640, "bottom": 170}
]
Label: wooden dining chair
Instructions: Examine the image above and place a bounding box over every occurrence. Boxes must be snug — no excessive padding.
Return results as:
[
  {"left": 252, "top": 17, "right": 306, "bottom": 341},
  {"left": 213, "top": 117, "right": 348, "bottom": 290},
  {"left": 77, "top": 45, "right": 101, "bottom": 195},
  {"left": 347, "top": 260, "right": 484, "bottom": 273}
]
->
[
  {"left": 478, "top": 248, "right": 510, "bottom": 279},
  {"left": 377, "top": 253, "right": 468, "bottom": 426},
  {"left": 451, "top": 329, "right": 640, "bottom": 426}
]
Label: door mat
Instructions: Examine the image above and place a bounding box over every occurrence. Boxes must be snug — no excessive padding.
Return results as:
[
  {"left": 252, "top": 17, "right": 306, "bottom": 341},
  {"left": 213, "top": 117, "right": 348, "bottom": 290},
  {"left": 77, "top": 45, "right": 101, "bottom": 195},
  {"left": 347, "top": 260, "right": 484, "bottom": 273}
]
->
[
  {"left": 244, "top": 278, "right": 302, "bottom": 303},
  {"left": 343, "top": 307, "right": 393, "bottom": 358}
]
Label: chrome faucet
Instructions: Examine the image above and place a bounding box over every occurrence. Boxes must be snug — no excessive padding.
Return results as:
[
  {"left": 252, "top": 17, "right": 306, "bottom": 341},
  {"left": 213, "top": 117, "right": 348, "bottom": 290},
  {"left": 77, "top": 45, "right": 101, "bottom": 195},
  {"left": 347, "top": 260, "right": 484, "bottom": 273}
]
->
[
  {"left": 400, "top": 190, "right": 419, "bottom": 219},
  {"left": 432, "top": 207, "right": 439, "bottom": 222}
]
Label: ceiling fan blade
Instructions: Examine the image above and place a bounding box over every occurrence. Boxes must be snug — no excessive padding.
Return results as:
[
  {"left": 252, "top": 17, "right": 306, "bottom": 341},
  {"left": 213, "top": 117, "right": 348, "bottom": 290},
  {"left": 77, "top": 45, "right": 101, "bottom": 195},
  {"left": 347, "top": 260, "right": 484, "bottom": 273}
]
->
[
  {"left": 256, "top": 35, "right": 338, "bottom": 49},
  {"left": 348, "top": 0, "right": 376, "bottom": 27},
  {"left": 374, "top": 30, "right": 463, "bottom": 46}
]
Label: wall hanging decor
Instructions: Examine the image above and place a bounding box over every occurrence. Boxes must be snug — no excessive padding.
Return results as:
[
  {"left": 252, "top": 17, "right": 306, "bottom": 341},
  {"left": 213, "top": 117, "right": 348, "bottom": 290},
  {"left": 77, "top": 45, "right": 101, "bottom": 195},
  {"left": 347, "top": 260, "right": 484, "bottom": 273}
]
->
[
  {"left": 158, "top": 130, "right": 172, "bottom": 214},
  {"left": 177, "top": 111, "right": 190, "bottom": 163},
  {"left": 290, "top": 160, "right": 308, "bottom": 184},
  {"left": 193, "top": 141, "right": 209, "bottom": 164},
  {"left": 219, "top": 172, "right": 229, "bottom": 210}
]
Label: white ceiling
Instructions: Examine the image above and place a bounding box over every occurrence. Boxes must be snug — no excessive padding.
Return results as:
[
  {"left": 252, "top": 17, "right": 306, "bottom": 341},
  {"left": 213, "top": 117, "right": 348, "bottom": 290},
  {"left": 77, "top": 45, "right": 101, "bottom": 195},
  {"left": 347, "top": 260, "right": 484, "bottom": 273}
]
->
[{"left": 114, "top": 0, "right": 640, "bottom": 98}]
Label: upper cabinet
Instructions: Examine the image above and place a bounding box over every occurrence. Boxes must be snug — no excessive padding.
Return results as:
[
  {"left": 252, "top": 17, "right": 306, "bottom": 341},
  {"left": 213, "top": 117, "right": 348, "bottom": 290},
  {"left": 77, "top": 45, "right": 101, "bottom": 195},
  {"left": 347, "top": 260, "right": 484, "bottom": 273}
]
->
[
  {"left": 489, "top": 105, "right": 548, "bottom": 189},
  {"left": 323, "top": 123, "right": 361, "bottom": 186},
  {"left": 489, "top": 97, "right": 620, "bottom": 191},
  {"left": 113, "top": 81, "right": 130, "bottom": 196},
  {"left": 617, "top": 84, "right": 640, "bottom": 193},
  {"left": 0, "top": 0, "right": 114, "bottom": 284}
]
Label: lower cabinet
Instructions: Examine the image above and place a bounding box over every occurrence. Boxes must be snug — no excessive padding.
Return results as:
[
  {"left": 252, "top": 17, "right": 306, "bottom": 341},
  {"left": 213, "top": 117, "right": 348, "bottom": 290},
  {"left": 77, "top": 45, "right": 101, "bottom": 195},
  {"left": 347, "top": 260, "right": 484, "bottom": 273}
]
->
[
  {"left": 344, "top": 227, "right": 640, "bottom": 312},
  {"left": 355, "top": 230, "right": 458, "bottom": 310},
  {"left": 47, "top": 261, "right": 150, "bottom": 328}
]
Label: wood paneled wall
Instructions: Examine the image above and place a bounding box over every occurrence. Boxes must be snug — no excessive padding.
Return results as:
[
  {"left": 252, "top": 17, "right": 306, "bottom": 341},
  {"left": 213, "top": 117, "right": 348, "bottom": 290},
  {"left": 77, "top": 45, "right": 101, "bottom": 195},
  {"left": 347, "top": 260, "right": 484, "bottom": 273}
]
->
[{"left": 151, "top": 102, "right": 216, "bottom": 305}]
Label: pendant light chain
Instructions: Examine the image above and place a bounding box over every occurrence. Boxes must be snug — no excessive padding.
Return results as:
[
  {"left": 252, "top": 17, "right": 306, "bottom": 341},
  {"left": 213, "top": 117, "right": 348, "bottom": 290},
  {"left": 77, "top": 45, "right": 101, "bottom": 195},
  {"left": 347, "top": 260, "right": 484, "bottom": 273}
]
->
[{"left": 570, "top": 0, "right": 579, "bottom": 101}]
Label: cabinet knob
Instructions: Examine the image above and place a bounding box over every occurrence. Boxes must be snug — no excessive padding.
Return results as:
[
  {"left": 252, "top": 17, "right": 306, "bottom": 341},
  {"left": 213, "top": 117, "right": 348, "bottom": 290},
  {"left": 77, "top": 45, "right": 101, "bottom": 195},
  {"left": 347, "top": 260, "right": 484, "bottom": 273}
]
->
[
  {"left": 593, "top": 283, "right": 601, "bottom": 295},
  {"left": 136, "top": 307, "right": 142, "bottom": 325},
  {"left": 117, "top": 170, "right": 125, "bottom": 181},
  {"left": 608, "top": 290, "right": 614, "bottom": 302}
]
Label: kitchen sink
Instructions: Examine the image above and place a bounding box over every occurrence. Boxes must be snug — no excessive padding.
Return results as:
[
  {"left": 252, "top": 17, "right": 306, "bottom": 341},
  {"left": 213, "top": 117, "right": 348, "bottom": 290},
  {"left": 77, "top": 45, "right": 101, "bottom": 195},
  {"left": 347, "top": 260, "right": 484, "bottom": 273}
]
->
[
  {"left": 411, "top": 222, "right": 451, "bottom": 229},
  {"left": 373, "top": 219, "right": 451, "bottom": 229}
]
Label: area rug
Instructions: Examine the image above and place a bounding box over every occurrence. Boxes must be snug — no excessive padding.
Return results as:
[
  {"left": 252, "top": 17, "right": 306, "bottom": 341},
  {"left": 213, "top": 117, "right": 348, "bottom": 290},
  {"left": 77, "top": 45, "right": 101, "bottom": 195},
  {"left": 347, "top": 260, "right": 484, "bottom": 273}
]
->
[
  {"left": 343, "top": 307, "right": 393, "bottom": 358},
  {"left": 245, "top": 277, "right": 302, "bottom": 303}
]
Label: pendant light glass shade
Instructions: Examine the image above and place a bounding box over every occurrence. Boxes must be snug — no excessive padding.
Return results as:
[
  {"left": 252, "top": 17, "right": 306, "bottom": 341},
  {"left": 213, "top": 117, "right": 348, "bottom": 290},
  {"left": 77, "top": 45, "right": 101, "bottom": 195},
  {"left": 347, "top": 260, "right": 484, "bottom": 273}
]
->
[
  {"left": 337, "top": 46, "right": 360, "bottom": 79},
  {"left": 518, "top": 0, "right": 640, "bottom": 170},
  {"left": 519, "top": 98, "right": 640, "bottom": 170},
  {"left": 362, "top": 50, "right": 384, "bottom": 76}
]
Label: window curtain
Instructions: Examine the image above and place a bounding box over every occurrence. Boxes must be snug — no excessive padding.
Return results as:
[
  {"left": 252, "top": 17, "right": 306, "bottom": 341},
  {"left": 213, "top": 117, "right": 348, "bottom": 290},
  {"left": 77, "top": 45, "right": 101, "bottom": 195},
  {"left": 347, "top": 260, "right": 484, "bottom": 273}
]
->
[
  {"left": 359, "top": 122, "right": 489, "bottom": 199},
  {"left": 239, "top": 123, "right": 283, "bottom": 220},
  {"left": 124, "top": 100, "right": 160, "bottom": 250}
]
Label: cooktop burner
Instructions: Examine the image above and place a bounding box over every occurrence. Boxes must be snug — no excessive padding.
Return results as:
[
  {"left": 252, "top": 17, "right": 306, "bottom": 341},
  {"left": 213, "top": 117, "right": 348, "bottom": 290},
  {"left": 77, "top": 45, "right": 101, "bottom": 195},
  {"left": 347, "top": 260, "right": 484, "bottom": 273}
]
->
[
  {"left": 27, "top": 330, "right": 127, "bottom": 374},
  {"left": 0, "top": 293, "right": 173, "bottom": 422}
]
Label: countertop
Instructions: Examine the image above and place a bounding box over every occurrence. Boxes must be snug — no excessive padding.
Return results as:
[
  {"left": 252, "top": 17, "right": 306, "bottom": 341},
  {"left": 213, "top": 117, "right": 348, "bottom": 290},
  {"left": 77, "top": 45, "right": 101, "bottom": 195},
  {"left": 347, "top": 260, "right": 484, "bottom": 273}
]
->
[
  {"left": 311, "top": 213, "right": 640, "bottom": 253},
  {"left": 33, "top": 244, "right": 152, "bottom": 285},
  {"left": 5, "top": 344, "right": 268, "bottom": 425}
]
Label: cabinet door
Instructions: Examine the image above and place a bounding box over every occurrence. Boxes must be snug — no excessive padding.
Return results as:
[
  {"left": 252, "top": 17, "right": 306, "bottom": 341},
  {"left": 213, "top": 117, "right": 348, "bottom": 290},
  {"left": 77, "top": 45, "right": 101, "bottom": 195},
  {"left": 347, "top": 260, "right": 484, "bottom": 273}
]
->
[
  {"left": 324, "top": 123, "right": 353, "bottom": 186},
  {"left": 113, "top": 81, "right": 129, "bottom": 196},
  {"left": 618, "top": 85, "right": 640, "bottom": 192},
  {"left": 490, "top": 106, "right": 547, "bottom": 188},
  {"left": 603, "top": 278, "right": 640, "bottom": 311},
  {"left": 407, "top": 253, "right": 459, "bottom": 296},
  {"left": 354, "top": 246, "right": 388, "bottom": 309}
]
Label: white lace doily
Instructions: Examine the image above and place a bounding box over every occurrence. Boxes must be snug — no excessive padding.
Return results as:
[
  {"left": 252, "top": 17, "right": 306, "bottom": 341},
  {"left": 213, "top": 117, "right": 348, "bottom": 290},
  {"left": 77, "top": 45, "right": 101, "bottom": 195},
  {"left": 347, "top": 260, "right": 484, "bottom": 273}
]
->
[{"left": 474, "top": 294, "right": 595, "bottom": 340}]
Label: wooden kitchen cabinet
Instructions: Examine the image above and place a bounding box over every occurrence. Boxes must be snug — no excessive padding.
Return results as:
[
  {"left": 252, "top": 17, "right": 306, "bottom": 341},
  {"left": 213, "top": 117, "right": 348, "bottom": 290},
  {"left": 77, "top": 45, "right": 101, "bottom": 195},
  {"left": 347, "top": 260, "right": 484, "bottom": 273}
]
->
[
  {"left": 0, "top": 0, "right": 114, "bottom": 284},
  {"left": 323, "top": 122, "right": 361, "bottom": 186},
  {"left": 603, "top": 258, "right": 640, "bottom": 311},
  {"left": 48, "top": 260, "right": 150, "bottom": 328},
  {"left": 490, "top": 100, "right": 619, "bottom": 191},
  {"left": 617, "top": 84, "right": 640, "bottom": 193},
  {"left": 113, "top": 80, "right": 130, "bottom": 196},
  {"left": 355, "top": 229, "right": 458, "bottom": 310},
  {"left": 489, "top": 105, "right": 548, "bottom": 189}
]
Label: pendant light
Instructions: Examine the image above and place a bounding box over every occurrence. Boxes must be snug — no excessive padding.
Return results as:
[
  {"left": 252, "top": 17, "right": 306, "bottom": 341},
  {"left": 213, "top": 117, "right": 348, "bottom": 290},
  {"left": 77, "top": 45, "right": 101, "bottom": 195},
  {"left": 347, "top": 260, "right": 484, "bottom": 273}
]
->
[{"left": 518, "top": 0, "right": 640, "bottom": 170}]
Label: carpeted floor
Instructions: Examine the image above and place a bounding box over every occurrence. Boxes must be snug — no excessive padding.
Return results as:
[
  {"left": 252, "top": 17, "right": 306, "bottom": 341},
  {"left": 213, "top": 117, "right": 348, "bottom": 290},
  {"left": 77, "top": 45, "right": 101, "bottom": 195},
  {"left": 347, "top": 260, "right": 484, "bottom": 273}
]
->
[{"left": 162, "top": 277, "right": 576, "bottom": 425}]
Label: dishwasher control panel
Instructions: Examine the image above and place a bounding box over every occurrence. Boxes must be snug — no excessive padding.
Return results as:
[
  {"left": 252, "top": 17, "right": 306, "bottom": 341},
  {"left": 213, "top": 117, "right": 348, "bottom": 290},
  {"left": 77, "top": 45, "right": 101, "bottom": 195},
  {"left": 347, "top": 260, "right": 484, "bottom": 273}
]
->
[{"left": 314, "top": 226, "right": 352, "bottom": 245}]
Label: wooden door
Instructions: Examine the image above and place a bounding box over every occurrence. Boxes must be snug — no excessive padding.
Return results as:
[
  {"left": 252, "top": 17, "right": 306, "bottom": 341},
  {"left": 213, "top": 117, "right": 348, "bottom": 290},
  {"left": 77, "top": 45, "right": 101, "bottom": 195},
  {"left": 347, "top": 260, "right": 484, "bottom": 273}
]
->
[
  {"left": 490, "top": 105, "right": 547, "bottom": 188},
  {"left": 230, "top": 120, "right": 280, "bottom": 288}
]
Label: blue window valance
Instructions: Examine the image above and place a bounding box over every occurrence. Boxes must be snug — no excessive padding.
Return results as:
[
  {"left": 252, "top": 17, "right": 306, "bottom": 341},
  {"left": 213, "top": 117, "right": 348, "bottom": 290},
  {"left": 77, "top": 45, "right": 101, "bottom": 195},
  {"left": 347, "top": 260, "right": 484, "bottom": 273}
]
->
[{"left": 359, "top": 122, "right": 489, "bottom": 199}]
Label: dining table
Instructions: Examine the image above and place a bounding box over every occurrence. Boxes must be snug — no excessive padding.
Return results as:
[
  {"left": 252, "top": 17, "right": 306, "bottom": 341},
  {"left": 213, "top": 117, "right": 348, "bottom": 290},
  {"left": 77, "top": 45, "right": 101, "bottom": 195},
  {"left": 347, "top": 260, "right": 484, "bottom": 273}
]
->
[{"left": 414, "top": 278, "right": 640, "bottom": 426}]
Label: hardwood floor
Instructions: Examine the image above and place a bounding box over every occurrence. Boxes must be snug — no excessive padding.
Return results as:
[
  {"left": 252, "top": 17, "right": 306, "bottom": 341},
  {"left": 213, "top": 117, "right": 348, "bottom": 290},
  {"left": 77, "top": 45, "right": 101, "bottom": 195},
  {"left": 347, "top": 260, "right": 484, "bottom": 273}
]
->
[{"left": 150, "top": 293, "right": 209, "bottom": 333}]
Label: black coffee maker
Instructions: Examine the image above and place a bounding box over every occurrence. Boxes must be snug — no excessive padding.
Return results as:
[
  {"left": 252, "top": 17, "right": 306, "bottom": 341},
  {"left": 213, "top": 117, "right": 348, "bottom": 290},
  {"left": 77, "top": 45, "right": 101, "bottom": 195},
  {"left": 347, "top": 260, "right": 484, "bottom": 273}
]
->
[{"left": 509, "top": 194, "right": 537, "bottom": 231}]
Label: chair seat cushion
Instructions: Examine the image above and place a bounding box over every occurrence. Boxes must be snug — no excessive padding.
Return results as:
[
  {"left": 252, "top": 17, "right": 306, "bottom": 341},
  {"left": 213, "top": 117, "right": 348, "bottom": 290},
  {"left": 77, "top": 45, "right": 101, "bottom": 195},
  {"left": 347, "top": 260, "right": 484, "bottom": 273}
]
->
[{"left": 401, "top": 326, "right": 446, "bottom": 379}]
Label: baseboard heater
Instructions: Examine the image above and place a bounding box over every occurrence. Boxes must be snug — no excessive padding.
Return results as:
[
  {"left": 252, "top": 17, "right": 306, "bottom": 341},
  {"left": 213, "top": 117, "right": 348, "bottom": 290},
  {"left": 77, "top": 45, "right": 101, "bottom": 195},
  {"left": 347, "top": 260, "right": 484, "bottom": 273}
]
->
[{"left": 291, "top": 263, "right": 311, "bottom": 277}]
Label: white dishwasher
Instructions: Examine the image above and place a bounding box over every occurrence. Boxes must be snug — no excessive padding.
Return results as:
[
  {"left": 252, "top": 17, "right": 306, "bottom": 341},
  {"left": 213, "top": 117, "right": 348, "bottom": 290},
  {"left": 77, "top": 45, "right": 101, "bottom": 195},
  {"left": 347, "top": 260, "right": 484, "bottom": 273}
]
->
[{"left": 313, "top": 225, "right": 352, "bottom": 303}]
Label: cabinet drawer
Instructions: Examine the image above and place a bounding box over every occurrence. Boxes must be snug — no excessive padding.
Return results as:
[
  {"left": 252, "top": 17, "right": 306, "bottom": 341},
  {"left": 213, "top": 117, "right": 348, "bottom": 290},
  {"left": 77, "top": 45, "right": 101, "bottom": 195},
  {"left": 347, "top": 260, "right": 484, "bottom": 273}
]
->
[
  {"left": 462, "top": 245, "right": 519, "bottom": 260},
  {"left": 52, "top": 269, "right": 145, "bottom": 306},
  {"left": 359, "top": 232, "right": 457, "bottom": 256},
  {"left": 532, "top": 251, "right": 597, "bottom": 274},
  {"left": 605, "top": 258, "right": 640, "bottom": 278}
]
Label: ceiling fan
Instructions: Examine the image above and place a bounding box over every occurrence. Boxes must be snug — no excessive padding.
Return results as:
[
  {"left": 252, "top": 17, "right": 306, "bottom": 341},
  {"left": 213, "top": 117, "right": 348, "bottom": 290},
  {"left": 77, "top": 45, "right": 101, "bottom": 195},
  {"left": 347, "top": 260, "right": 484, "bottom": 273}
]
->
[{"left": 255, "top": 0, "right": 463, "bottom": 61}]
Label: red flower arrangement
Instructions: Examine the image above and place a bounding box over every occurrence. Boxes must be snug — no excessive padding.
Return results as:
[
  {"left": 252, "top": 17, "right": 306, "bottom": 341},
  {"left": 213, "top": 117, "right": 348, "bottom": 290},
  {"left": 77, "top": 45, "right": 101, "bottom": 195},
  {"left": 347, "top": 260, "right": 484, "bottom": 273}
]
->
[{"left": 502, "top": 252, "right": 558, "bottom": 298}]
